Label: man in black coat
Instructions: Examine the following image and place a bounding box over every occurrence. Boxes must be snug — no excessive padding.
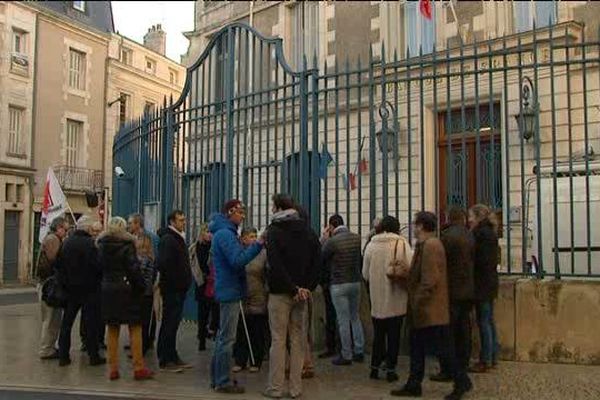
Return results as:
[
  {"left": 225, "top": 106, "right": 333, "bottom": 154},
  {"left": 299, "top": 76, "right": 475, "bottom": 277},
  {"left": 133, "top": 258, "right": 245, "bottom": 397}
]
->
[
  {"left": 263, "top": 194, "right": 321, "bottom": 399},
  {"left": 56, "top": 216, "right": 105, "bottom": 367},
  {"left": 432, "top": 207, "right": 474, "bottom": 383},
  {"left": 156, "top": 210, "right": 193, "bottom": 372}
]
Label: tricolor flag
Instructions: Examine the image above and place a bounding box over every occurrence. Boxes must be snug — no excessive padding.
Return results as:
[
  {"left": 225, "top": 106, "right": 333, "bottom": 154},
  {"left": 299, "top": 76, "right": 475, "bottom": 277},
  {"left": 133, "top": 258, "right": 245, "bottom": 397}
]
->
[
  {"left": 39, "top": 168, "right": 68, "bottom": 243},
  {"left": 419, "top": 0, "right": 433, "bottom": 20}
]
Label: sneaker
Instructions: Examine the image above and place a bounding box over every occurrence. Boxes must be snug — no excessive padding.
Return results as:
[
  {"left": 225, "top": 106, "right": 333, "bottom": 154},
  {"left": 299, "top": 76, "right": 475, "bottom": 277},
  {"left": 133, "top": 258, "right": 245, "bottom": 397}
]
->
[
  {"left": 159, "top": 362, "right": 184, "bottom": 373},
  {"left": 331, "top": 357, "right": 352, "bottom": 366},
  {"left": 353, "top": 353, "right": 365, "bottom": 363},
  {"left": 390, "top": 385, "right": 422, "bottom": 397},
  {"left": 215, "top": 384, "right": 245, "bottom": 394},
  {"left": 387, "top": 371, "right": 399, "bottom": 382},
  {"left": 468, "top": 362, "right": 490, "bottom": 373},
  {"left": 301, "top": 369, "right": 315, "bottom": 379},
  {"left": 109, "top": 371, "right": 120, "bottom": 381},
  {"left": 58, "top": 358, "right": 71, "bottom": 367},
  {"left": 40, "top": 350, "right": 59, "bottom": 360},
  {"left": 232, "top": 365, "right": 243, "bottom": 373},
  {"left": 249, "top": 366, "right": 260, "bottom": 373},
  {"left": 430, "top": 372, "right": 453, "bottom": 382},
  {"left": 134, "top": 368, "right": 155, "bottom": 381},
  {"left": 262, "top": 389, "right": 283, "bottom": 399},
  {"left": 369, "top": 369, "right": 379, "bottom": 380},
  {"left": 175, "top": 358, "right": 193, "bottom": 369}
]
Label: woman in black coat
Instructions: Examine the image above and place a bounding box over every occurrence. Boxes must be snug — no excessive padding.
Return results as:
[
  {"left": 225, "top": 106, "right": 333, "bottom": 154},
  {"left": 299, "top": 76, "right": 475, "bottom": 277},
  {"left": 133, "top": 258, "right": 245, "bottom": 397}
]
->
[
  {"left": 98, "top": 217, "right": 153, "bottom": 381},
  {"left": 468, "top": 204, "right": 500, "bottom": 373}
]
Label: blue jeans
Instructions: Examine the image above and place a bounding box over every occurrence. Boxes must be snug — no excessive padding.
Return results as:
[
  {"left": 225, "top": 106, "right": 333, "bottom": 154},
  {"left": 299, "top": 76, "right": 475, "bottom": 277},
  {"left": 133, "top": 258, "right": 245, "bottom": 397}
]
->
[
  {"left": 476, "top": 301, "right": 499, "bottom": 365},
  {"left": 157, "top": 291, "right": 185, "bottom": 365},
  {"left": 211, "top": 301, "right": 240, "bottom": 388},
  {"left": 330, "top": 282, "right": 365, "bottom": 360}
]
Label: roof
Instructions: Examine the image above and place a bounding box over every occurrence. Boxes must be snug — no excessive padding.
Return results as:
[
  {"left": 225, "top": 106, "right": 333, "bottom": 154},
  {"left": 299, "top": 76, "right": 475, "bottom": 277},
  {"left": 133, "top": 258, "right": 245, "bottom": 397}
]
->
[{"left": 34, "top": 1, "right": 114, "bottom": 33}]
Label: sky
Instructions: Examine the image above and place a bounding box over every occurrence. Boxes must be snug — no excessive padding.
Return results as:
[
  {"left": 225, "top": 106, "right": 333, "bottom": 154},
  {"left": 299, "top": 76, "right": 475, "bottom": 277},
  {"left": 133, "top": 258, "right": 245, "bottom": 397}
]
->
[{"left": 111, "top": 1, "right": 195, "bottom": 62}]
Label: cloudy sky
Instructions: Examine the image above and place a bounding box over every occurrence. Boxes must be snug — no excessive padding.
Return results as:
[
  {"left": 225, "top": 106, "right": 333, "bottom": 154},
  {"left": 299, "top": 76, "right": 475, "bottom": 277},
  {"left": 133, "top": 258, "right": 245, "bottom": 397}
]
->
[{"left": 111, "top": 1, "right": 195, "bottom": 62}]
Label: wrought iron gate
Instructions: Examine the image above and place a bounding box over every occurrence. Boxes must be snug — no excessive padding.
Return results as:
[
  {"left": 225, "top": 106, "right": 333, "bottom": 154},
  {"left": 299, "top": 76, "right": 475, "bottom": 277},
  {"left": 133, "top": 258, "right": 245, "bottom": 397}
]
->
[{"left": 113, "top": 22, "right": 600, "bottom": 279}]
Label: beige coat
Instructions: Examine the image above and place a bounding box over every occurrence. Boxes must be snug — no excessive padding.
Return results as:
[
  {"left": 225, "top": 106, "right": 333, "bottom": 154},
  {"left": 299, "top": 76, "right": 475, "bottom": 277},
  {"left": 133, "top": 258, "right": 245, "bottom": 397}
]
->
[
  {"left": 362, "top": 233, "right": 413, "bottom": 319},
  {"left": 407, "top": 237, "right": 450, "bottom": 329}
]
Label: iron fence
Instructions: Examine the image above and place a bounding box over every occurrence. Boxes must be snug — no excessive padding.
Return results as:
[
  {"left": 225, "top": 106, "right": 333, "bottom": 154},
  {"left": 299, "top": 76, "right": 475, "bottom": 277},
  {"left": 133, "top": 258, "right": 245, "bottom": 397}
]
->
[{"left": 113, "top": 22, "right": 600, "bottom": 278}]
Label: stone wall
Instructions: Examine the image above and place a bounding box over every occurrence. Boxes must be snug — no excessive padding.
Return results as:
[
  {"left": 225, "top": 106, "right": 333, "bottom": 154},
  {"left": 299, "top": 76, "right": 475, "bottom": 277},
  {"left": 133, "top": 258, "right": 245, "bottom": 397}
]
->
[{"left": 310, "top": 277, "right": 600, "bottom": 365}]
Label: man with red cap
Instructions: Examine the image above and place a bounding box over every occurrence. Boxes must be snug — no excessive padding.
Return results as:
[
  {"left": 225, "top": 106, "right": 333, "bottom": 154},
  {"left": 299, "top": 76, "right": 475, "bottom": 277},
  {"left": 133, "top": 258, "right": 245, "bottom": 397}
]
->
[{"left": 209, "top": 199, "right": 264, "bottom": 394}]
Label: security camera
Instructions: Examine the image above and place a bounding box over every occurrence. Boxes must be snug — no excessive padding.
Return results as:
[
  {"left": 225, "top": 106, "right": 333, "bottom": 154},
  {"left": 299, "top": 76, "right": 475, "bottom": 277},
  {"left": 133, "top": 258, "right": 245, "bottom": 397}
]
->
[{"left": 114, "top": 166, "right": 125, "bottom": 177}]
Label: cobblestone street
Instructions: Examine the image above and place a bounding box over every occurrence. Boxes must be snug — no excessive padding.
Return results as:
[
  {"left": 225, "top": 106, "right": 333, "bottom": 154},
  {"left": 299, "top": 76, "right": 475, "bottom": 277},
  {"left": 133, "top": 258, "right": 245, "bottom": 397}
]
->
[{"left": 0, "top": 289, "right": 599, "bottom": 400}]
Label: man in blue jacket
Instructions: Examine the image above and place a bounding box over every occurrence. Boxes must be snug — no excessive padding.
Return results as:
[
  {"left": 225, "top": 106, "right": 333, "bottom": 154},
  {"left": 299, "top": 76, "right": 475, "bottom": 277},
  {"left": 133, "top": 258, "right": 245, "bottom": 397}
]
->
[{"left": 210, "top": 199, "right": 264, "bottom": 394}]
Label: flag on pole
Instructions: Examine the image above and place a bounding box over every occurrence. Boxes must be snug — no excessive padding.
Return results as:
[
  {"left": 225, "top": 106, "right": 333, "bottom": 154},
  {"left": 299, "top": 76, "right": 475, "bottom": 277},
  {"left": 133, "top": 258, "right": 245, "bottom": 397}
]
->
[
  {"left": 39, "top": 168, "right": 68, "bottom": 243},
  {"left": 319, "top": 143, "right": 334, "bottom": 179},
  {"left": 419, "top": 0, "right": 433, "bottom": 20}
]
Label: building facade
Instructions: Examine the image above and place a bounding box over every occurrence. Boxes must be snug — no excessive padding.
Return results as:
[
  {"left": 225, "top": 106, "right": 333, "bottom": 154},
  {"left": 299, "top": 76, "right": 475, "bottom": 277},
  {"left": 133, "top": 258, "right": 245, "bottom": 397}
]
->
[
  {"left": 165, "top": 1, "right": 600, "bottom": 277},
  {"left": 0, "top": 1, "right": 36, "bottom": 284},
  {"left": 106, "top": 24, "right": 185, "bottom": 221},
  {"left": 30, "top": 0, "right": 112, "bottom": 247}
]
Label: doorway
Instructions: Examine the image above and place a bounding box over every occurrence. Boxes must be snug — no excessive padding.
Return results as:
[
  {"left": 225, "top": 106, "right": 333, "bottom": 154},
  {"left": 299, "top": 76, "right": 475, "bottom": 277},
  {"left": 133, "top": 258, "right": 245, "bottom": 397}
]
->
[
  {"left": 438, "top": 104, "right": 503, "bottom": 224},
  {"left": 3, "top": 211, "right": 20, "bottom": 282}
]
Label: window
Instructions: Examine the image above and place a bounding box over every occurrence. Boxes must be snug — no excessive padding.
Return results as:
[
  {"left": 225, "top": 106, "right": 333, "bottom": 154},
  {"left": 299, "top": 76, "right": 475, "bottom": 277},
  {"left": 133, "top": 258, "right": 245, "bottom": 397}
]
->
[
  {"left": 119, "top": 93, "right": 131, "bottom": 127},
  {"left": 120, "top": 48, "right": 132, "bottom": 65},
  {"left": 72, "top": 1, "right": 85, "bottom": 12},
  {"left": 514, "top": 1, "right": 557, "bottom": 33},
  {"left": 8, "top": 106, "right": 24, "bottom": 156},
  {"left": 290, "top": 2, "right": 319, "bottom": 69},
  {"left": 404, "top": 1, "right": 435, "bottom": 56},
  {"left": 145, "top": 57, "right": 156, "bottom": 74},
  {"left": 68, "top": 48, "right": 86, "bottom": 91},
  {"left": 169, "top": 69, "right": 178, "bottom": 85},
  {"left": 65, "top": 119, "right": 83, "bottom": 167},
  {"left": 381, "top": 2, "right": 435, "bottom": 59},
  {"left": 144, "top": 101, "right": 155, "bottom": 116},
  {"left": 12, "top": 30, "right": 27, "bottom": 55}
]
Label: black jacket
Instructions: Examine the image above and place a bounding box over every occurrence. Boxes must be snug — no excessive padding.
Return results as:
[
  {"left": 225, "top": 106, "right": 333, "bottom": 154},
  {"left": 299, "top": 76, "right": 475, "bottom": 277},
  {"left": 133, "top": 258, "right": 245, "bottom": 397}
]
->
[
  {"left": 441, "top": 224, "right": 474, "bottom": 302},
  {"left": 472, "top": 219, "right": 499, "bottom": 302},
  {"left": 321, "top": 227, "right": 362, "bottom": 286},
  {"left": 157, "top": 227, "right": 192, "bottom": 294},
  {"left": 194, "top": 239, "right": 212, "bottom": 301},
  {"left": 266, "top": 212, "right": 321, "bottom": 296},
  {"left": 56, "top": 229, "right": 101, "bottom": 297},
  {"left": 98, "top": 232, "right": 145, "bottom": 325}
]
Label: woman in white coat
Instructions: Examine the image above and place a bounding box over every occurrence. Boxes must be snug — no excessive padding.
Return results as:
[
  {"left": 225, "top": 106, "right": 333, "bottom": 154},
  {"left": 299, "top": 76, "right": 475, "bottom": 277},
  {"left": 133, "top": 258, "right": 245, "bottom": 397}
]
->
[{"left": 362, "top": 216, "right": 412, "bottom": 382}]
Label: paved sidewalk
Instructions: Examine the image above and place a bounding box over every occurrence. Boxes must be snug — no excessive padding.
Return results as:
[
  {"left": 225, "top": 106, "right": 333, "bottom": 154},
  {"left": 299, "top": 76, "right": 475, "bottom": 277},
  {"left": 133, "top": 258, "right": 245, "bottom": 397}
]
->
[{"left": 1, "top": 300, "right": 599, "bottom": 400}]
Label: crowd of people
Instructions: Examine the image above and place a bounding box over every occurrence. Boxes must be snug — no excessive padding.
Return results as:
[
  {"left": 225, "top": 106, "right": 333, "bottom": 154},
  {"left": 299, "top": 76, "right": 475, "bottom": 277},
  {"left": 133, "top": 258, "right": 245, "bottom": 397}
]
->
[{"left": 35, "top": 193, "right": 499, "bottom": 400}]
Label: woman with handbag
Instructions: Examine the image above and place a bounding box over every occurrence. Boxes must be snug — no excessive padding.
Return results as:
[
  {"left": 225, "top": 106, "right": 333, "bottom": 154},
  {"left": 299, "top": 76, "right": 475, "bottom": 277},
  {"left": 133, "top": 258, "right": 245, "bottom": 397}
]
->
[
  {"left": 98, "top": 217, "right": 154, "bottom": 381},
  {"left": 362, "top": 216, "right": 412, "bottom": 382}
]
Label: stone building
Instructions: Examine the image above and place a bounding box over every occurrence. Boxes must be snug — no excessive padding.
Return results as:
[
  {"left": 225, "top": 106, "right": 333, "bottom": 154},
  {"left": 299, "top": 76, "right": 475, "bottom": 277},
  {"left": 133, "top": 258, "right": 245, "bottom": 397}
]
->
[
  {"left": 0, "top": 1, "right": 187, "bottom": 284},
  {"left": 105, "top": 25, "right": 185, "bottom": 224},
  {"left": 177, "top": 1, "right": 600, "bottom": 277},
  {"left": 27, "top": 0, "right": 113, "bottom": 271},
  {"left": 0, "top": 1, "right": 37, "bottom": 284}
]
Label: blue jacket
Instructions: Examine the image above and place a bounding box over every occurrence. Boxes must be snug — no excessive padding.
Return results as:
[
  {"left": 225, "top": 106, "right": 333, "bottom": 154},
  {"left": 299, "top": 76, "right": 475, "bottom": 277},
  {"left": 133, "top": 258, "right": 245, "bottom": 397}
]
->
[{"left": 209, "top": 213, "right": 263, "bottom": 302}]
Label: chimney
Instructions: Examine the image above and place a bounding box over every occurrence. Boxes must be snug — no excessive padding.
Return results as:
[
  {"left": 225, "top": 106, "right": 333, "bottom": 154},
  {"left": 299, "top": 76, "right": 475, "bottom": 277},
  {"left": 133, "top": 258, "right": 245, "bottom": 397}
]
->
[{"left": 143, "top": 24, "right": 166, "bottom": 56}]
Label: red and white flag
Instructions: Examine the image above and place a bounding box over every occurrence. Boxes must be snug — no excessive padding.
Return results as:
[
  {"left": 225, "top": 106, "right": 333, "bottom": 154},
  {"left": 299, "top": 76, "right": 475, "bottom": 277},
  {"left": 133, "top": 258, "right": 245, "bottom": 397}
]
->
[
  {"left": 419, "top": 0, "right": 433, "bottom": 20},
  {"left": 39, "top": 167, "right": 68, "bottom": 243}
]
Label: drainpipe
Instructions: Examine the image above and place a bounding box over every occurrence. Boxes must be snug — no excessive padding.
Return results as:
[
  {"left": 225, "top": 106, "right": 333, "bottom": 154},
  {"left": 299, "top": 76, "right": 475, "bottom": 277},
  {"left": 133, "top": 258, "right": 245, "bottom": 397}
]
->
[{"left": 28, "top": 12, "right": 41, "bottom": 282}]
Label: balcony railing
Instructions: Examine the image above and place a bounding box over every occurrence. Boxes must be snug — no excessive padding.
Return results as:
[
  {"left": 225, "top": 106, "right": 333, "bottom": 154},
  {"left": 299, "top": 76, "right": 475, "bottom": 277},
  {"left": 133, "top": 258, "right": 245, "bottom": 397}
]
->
[{"left": 54, "top": 166, "right": 103, "bottom": 192}]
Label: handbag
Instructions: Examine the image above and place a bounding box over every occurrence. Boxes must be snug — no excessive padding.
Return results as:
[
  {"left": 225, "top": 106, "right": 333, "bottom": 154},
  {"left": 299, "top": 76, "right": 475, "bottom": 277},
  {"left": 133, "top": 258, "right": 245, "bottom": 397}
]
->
[
  {"left": 386, "top": 239, "right": 410, "bottom": 284},
  {"left": 41, "top": 275, "right": 67, "bottom": 308}
]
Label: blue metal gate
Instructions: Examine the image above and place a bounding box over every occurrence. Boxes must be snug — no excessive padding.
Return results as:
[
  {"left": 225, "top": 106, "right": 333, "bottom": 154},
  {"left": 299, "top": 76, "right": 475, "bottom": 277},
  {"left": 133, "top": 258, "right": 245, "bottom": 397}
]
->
[{"left": 113, "top": 22, "right": 600, "bottom": 280}]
